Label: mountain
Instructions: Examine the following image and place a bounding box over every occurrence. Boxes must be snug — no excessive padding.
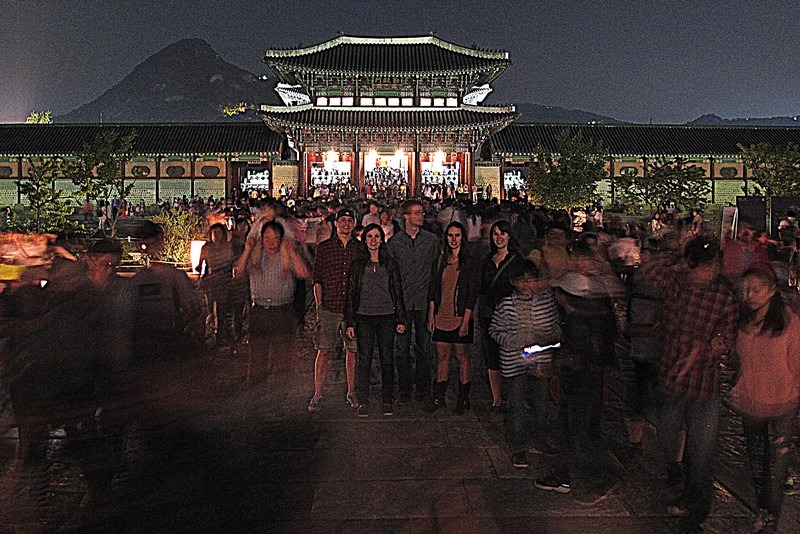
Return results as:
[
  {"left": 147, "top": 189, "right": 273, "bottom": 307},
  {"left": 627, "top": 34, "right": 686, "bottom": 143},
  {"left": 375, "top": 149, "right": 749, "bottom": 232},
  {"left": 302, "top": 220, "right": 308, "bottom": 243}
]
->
[
  {"left": 58, "top": 39, "right": 278, "bottom": 123},
  {"left": 687, "top": 113, "right": 800, "bottom": 126},
  {"left": 512, "top": 103, "right": 625, "bottom": 124}
]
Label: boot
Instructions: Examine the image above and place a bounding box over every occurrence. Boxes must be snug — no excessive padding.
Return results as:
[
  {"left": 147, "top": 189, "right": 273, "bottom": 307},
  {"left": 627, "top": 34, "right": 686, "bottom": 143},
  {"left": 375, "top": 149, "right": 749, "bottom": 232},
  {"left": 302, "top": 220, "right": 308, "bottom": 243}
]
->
[
  {"left": 455, "top": 382, "right": 471, "bottom": 415},
  {"left": 425, "top": 381, "right": 447, "bottom": 412}
]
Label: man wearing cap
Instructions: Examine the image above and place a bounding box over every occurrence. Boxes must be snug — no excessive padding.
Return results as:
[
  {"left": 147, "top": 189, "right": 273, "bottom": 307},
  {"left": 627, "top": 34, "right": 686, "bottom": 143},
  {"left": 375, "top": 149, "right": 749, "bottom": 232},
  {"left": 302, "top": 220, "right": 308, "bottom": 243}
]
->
[
  {"left": 131, "top": 221, "right": 205, "bottom": 361},
  {"left": 308, "top": 208, "right": 367, "bottom": 413},
  {"left": 387, "top": 199, "right": 440, "bottom": 402},
  {"left": 640, "top": 236, "right": 738, "bottom": 532}
]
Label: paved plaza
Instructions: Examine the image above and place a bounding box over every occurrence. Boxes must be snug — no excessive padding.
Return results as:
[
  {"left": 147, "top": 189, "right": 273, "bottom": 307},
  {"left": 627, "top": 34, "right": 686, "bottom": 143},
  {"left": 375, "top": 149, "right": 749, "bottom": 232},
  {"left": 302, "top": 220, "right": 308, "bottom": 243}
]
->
[{"left": 1, "top": 321, "right": 799, "bottom": 533}]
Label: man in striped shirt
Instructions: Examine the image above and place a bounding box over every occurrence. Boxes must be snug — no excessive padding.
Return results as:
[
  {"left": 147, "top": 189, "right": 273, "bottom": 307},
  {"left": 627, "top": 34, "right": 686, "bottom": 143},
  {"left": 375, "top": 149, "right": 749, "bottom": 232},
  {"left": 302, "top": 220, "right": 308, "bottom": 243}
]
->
[{"left": 489, "top": 260, "right": 560, "bottom": 470}]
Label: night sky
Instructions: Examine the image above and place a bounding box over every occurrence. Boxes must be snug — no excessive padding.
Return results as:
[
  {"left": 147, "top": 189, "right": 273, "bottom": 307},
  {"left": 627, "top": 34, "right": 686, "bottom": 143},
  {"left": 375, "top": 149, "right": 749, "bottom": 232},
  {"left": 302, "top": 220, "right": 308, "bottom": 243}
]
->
[{"left": 3, "top": 0, "right": 799, "bottom": 124}]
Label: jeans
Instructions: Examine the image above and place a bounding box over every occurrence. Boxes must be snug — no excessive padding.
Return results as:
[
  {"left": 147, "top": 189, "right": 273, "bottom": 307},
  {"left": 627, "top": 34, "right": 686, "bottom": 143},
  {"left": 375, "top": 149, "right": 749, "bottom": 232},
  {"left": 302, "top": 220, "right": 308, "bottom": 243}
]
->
[
  {"left": 394, "top": 309, "right": 431, "bottom": 395},
  {"left": 506, "top": 373, "right": 550, "bottom": 453},
  {"left": 249, "top": 304, "right": 297, "bottom": 379},
  {"left": 355, "top": 314, "right": 396, "bottom": 405},
  {"left": 741, "top": 408, "right": 798, "bottom": 516},
  {"left": 658, "top": 392, "right": 721, "bottom": 529}
]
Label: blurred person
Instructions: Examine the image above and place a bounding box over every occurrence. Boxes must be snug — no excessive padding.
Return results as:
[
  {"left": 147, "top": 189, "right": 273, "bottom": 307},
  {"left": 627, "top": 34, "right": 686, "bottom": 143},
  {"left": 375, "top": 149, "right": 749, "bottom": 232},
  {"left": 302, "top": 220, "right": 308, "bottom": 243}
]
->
[
  {"left": 131, "top": 221, "right": 205, "bottom": 361},
  {"left": 198, "top": 224, "right": 234, "bottom": 348},
  {"left": 729, "top": 263, "right": 800, "bottom": 532},
  {"left": 426, "top": 222, "right": 479, "bottom": 413},
  {"left": 236, "top": 221, "right": 309, "bottom": 381},
  {"left": 361, "top": 201, "right": 381, "bottom": 227},
  {"left": 640, "top": 236, "right": 738, "bottom": 532},
  {"left": 344, "top": 224, "right": 406, "bottom": 417}
]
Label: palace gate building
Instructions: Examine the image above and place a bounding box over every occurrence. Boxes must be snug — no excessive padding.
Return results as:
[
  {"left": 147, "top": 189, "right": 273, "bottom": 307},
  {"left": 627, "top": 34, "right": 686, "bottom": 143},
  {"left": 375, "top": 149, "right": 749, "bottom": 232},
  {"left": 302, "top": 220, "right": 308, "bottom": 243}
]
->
[
  {"left": 259, "top": 35, "right": 518, "bottom": 196},
  {"left": 4, "top": 35, "right": 800, "bottom": 211}
]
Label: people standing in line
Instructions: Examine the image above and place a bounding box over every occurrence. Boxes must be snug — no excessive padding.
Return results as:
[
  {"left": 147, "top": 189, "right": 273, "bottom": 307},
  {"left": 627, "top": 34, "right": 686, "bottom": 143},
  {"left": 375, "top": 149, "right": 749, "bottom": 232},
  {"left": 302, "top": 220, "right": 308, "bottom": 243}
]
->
[
  {"left": 344, "top": 224, "right": 406, "bottom": 417},
  {"left": 640, "top": 236, "right": 738, "bottom": 533},
  {"left": 489, "top": 259, "right": 560, "bottom": 469},
  {"left": 386, "top": 199, "right": 440, "bottom": 404},
  {"left": 235, "top": 221, "right": 309, "bottom": 381},
  {"left": 426, "top": 221, "right": 479, "bottom": 413},
  {"left": 479, "top": 219, "right": 526, "bottom": 412},
  {"left": 729, "top": 263, "right": 800, "bottom": 532},
  {"left": 198, "top": 223, "right": 234, "bottom": 349},
  {"left": 308, "top": 208, "right": 367, "bottom": 413}
]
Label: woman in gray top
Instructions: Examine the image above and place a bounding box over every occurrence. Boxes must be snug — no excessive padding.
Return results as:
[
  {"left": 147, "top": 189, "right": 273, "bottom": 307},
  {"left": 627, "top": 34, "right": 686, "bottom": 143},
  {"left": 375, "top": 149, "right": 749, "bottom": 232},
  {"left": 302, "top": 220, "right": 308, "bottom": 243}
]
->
[{"left": 344, "top": 224, "right": 407, "bottom": 417}]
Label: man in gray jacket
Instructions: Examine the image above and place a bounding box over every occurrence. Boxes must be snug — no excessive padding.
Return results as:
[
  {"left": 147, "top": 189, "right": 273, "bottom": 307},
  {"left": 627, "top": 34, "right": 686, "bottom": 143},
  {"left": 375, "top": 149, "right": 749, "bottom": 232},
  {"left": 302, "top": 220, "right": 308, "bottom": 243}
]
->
[{"left": 387, "top": 199, "right": 440, "bottom": 402}]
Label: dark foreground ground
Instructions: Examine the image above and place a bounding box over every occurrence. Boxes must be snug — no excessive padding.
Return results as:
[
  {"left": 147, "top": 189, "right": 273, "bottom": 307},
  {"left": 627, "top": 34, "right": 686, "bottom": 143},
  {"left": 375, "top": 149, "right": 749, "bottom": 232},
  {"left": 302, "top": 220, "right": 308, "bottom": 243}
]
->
[{"left": 1, "top": 318, "right": 798, "bottom": 534}]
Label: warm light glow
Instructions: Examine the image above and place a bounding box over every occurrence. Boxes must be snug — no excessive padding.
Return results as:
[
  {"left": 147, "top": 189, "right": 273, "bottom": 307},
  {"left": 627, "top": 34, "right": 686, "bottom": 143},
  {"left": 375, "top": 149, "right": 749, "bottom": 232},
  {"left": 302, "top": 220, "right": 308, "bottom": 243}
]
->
[
  {"left": 191, "top": 240, "right": 206, "bottom": 273},
  {"left": 394, "top": 149, "right": 405, "bottom": 159},
  {"left": 365, "top": 149, "right": 378, "bottom": 170},
  {"left": 432, "top": 150, "right": 446, "bottom": 173},
  {"left": 324, "top": 149, "right": 340, "bottom": 171}
]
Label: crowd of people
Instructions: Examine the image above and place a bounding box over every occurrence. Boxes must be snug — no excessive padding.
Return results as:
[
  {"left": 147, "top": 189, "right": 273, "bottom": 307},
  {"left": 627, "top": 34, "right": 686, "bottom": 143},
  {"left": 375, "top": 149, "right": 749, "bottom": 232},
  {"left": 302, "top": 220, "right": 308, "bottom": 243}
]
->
[{"left": 2, "top": 193, "right": 800, "bottom": 533}]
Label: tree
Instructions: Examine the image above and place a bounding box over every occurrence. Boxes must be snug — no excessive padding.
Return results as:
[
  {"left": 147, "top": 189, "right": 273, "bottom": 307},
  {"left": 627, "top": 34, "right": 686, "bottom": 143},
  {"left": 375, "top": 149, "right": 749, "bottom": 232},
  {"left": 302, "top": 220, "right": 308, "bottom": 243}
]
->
[
  {"left": 64, "top": 128, "right": 137, "bottom": 236},
  {"left": 614, "top": 157, "right": 710, "bottom": 214},
  {"left": 525, "top": 129, "right": 609, "bottom": 209},
  {"left": 16, "top": 158, "right": 77, "bottom": 233},
  {"left": 739, "top": 142, "right": 800, "bottom": 197},
  {"left": 25, "top": 111, "right": 53, "bottom": 124}
]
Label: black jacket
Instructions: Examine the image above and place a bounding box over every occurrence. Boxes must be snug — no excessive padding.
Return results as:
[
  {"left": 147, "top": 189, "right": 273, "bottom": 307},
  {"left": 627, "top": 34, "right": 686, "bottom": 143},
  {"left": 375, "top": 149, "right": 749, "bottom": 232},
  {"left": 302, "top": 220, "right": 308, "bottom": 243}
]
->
[
  {"left": 427, "top": 254, "right": 480, "bottom": 318},
  {"left": 344, "top": 255, "right": 407, "bottom": 328}
]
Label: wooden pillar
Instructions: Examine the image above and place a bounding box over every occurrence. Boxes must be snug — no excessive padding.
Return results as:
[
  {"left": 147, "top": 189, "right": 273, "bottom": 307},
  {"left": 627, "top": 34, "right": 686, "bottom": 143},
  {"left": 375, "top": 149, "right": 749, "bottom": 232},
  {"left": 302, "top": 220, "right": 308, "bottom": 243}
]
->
[
  {"left": 353, "top": 142, "right": 361, "bottom": 193},
  {"left": 298, "top": 150, "right": 307, "bottom": 198},
  {"left": 414, "top": 149, "right": 422, "bottom": 197}
]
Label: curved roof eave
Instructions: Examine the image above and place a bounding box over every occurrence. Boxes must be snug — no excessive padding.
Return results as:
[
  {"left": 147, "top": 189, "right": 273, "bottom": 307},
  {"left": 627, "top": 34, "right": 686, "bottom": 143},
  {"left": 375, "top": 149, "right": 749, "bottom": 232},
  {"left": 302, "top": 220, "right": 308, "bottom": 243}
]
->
[{"left": 265, "top": 35, "right": 509, "bottom": 60}]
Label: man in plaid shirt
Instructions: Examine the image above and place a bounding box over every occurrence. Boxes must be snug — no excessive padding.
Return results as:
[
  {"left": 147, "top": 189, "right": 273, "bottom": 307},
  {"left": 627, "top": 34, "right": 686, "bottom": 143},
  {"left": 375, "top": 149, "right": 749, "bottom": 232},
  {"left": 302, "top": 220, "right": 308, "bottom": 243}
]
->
[
  {"left": 308, "top": 208, "right": 367, "bottom": 413},
  {"left": 641, "top": 236, "right": 738, "bottom": 533}
]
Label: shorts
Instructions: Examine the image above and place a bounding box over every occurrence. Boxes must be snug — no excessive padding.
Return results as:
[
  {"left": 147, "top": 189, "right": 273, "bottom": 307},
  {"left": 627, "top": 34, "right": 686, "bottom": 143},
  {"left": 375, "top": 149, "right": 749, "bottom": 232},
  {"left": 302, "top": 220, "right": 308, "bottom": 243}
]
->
[
  {"left": 314, "top": 307, "right": 357, "bottom": 353},
  {"left": 432, "top": 319, "right": 474, "bottom": 344}
]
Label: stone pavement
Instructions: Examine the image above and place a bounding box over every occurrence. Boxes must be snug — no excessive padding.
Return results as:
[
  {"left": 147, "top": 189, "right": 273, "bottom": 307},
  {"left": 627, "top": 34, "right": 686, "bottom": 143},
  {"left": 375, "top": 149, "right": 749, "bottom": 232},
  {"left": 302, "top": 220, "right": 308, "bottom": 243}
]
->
[{"left": 1, "top": 327, "right": 798, "bottom": 533}]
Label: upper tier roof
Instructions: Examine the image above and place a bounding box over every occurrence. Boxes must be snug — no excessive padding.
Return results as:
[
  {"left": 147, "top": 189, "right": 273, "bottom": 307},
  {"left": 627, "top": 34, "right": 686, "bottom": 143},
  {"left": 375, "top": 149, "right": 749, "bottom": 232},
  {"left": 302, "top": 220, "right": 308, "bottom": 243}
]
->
[
  {"left": 259, "top": 104, "right": 518, "bottom": 131},
  {"left": 491, "top": 123, "right": 800, "bottom": 157},
  {"left": 264, "top": 35, "right": 510, "bottom": 80},
  {"left": 0, "top": 123, "right": 283, "bottom": 157}
]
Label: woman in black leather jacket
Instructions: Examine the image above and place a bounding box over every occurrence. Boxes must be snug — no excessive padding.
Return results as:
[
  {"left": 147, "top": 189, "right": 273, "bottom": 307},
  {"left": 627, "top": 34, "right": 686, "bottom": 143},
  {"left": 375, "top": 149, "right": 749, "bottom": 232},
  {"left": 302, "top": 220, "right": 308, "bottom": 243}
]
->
[
  {"left": 344, "top": 223, "right": 406, "bottom": 416},
  {"left": 426, "top": 221, "right": 480, "bottom": 413}
]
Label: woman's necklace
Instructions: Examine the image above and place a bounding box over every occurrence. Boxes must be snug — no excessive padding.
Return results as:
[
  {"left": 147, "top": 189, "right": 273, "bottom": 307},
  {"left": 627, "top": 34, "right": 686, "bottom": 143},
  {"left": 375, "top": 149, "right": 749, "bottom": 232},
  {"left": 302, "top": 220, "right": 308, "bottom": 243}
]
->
[{"left": 371, "top": 260, "right": 380, "bottom": 273}]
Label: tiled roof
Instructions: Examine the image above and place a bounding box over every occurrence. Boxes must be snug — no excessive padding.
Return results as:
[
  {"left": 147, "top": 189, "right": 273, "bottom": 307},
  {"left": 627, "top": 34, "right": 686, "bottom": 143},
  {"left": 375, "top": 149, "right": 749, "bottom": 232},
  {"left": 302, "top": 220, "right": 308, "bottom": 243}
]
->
[
  {"left": 265, "top": 35, "right": 510, "bottom": 77},
  {"left": 491, "top": 123, "right": 800, "bottom": 157},
  {"left": 0, "top": 123, "right": 283, "bottom": 157},
  {"left": 260, "top": 105, "right": 519, "bottom": 131}
]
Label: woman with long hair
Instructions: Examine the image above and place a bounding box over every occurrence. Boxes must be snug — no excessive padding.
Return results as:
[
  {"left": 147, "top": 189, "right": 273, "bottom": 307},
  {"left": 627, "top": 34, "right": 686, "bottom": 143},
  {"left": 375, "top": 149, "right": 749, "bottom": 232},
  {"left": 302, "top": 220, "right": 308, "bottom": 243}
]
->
[
  {"left": 344, "top": 223, "right": 406, "bottom": 417},
  {"left": 480, "top": 219, "right": 526, "bottom": 412},
  {"left": 426, "top": 221, "right": 479, "bottom": 413},
  {"left": 730, "top": 263, "right": 800, "bottom": 532}
]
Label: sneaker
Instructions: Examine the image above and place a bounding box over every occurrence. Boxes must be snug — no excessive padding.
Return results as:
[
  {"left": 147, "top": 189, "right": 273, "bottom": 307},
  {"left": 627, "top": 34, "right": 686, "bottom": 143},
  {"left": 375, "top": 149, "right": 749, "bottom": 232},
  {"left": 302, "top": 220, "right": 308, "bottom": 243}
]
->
[
  {"left": 307, "top": 394, "right": 323, "bottom": 413},
  {"left": 357, "top": 404, "right": 369, "bottom": 417},
  {"left": 751, "top": 508, "right": 775, "bottom": 532},
  {"left": 511, "top": 452, "right": 529, "bottom": 469},
  {"left": 382, "top": 403, "right": 394, "bottom": 416},
  {"left": 666, "top": 499, "right": 689, "bottom": 517},
  {"left": 535, "top": 474, "right": 571, "bottom": 494},
  {"left": 346, "top": 392, "right": 359, "bottom": 409},
  {"left": 785, "top": 475, "right": 798, "bottom": 495}
]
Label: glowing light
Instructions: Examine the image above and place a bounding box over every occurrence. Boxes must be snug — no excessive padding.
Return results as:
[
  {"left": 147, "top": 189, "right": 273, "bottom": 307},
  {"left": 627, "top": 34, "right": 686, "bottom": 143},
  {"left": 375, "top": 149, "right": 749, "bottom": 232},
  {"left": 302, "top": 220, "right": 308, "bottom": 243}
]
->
[
  {"left": 191, "top": 240, "right": 206, "bottom": 273},
  {"left": 432, "top": 150, "right": 446, "bottom": 173},
  {"left": 324, "top": 150, "right": 339, "bottom": 171},
  {"left": 365, "top": 149, "right": 378, "bottom": 170}
]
